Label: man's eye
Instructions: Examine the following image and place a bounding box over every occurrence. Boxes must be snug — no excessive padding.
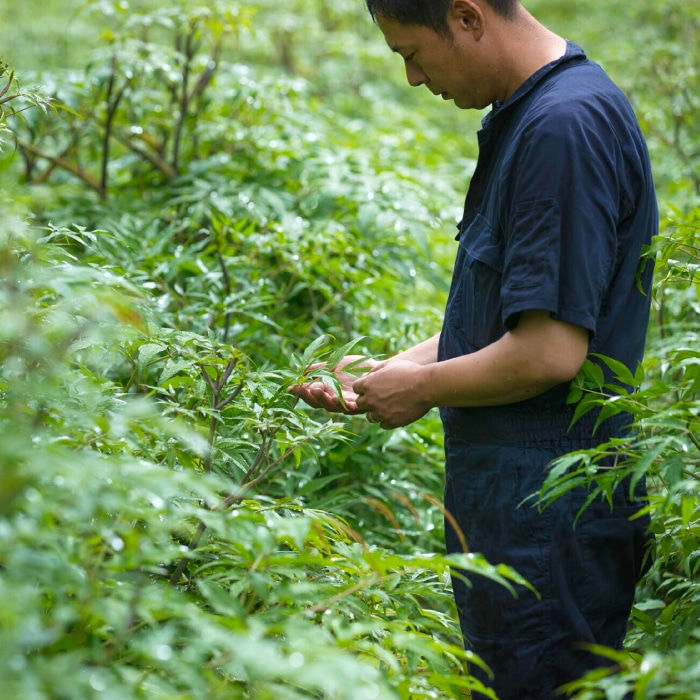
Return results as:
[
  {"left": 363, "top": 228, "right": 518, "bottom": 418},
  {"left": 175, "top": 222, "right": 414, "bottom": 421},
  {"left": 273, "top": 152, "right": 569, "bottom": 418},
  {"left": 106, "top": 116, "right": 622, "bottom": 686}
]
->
[{"left": 404, "top": 52, "right": 416, "bottom": 63}]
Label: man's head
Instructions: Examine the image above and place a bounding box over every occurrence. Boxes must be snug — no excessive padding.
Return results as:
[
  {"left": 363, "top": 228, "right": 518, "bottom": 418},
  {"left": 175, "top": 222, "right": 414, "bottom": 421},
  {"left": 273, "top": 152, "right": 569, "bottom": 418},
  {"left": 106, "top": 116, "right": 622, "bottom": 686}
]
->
[
  {"left": 370, "top": 0, "right": 514, "bottom": 110},
  {"left": 367, "top": 0, "right": 562, "bottom": 110},
  {"left": 365, "top": 0, "right": 519, "bottom": 37}
]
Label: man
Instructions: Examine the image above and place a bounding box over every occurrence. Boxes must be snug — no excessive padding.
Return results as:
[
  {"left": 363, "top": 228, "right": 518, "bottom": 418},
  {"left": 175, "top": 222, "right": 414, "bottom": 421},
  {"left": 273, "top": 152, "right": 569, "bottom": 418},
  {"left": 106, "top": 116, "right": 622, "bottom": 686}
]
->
[{"left": 292, "top": 1, "right": 656, "bottom": 697}]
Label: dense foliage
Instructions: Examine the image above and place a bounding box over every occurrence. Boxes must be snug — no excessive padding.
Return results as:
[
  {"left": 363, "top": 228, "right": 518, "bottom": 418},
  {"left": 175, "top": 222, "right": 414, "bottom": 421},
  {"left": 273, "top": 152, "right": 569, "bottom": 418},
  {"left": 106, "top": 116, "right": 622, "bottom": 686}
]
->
[{"left": 0, "top": 0, "right": 698, "bottom": 698}]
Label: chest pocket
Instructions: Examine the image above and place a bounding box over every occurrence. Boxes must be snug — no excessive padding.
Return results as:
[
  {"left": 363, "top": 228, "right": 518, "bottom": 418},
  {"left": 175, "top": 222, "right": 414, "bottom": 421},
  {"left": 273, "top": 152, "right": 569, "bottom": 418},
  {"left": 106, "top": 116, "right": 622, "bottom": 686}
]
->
[{"left": 444, "top": 213, "right": 505, "bottom": 353}]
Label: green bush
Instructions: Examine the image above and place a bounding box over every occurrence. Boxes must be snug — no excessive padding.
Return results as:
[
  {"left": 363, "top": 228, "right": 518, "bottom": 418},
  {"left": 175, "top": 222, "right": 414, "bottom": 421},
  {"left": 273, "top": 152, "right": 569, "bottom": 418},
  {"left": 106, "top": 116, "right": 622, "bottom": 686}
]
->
[
  {"left": 1, "top": 1, "right": 699, "bottom": 698},
  {"left": 0, "top": 9, "right": 510, "bottom": 697}
]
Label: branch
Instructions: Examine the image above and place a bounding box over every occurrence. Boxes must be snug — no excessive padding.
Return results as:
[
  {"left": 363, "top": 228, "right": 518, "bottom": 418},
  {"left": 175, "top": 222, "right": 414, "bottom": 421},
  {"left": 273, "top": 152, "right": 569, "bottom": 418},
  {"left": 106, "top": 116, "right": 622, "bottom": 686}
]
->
[
  {"left": 32, "top": 128, "right": 85, "bottom": 185},
  {"left": 307, "top": 573, "right": 402, "bottom": 614},
  {"left": 112, "top": 131, "right": 177, "bottom": 180},
  {"left": 100, "top": 56, "right": 129, "bottom": 199},
  {"left": 0, "top": 68, "right": 13, "bottom": 100},
  {"left": 216, "top": 248, "right": 233, "bottom": 343},
  {"left": 172, "top": 27, "right": 194, "bottom": 174},
  {"left": 169, "top": 428, "right": 296, "bottom": 587},
  {"left": 16, "top": 137, "right": 104, "bottom": 197},
  {"left": 0, "top": 92, "right": 19, "bottom": 107},
  {"left": 688, "top": 425, "right": 700, "bottom": 453}
]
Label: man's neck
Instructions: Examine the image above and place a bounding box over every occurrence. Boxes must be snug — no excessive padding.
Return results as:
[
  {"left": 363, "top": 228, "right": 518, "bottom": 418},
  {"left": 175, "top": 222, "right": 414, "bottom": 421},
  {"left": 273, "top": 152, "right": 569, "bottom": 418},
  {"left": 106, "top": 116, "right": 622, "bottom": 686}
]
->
[{"left": 491, "top": 9, "right": 567, "bottom": 102}]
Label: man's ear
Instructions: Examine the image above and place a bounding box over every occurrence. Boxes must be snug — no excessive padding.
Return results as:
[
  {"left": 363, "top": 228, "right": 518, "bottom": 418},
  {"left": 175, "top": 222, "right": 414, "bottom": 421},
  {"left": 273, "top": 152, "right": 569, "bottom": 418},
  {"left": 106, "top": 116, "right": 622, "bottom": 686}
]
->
[{"left": 449, "top": 0, "right": 485, "bottom": 40}]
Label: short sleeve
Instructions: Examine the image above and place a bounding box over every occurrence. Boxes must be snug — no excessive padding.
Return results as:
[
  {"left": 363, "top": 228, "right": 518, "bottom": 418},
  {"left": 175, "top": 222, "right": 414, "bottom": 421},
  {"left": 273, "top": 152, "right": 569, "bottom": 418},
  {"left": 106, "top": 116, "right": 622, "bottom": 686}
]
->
[{"left": 500, "top": 105, "right": 620, "bottom": 336}]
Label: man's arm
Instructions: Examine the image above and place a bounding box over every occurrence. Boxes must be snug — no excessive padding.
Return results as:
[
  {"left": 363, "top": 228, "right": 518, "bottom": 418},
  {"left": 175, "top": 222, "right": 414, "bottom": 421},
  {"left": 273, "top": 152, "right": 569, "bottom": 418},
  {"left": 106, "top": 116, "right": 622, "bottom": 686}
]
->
[
  {"left": 353, "top": 310, "right": 589, "bottom": 428},
  {"left": 392, "top": 333, "right": 440, "bottom": 364}
]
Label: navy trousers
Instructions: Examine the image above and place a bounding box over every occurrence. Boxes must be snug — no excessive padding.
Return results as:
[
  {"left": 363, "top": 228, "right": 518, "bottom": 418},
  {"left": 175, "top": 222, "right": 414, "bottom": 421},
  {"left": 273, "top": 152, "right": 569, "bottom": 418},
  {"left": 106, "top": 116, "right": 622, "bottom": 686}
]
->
[{"left": 443, "top": 416, "right": 652, "bottom": 699}]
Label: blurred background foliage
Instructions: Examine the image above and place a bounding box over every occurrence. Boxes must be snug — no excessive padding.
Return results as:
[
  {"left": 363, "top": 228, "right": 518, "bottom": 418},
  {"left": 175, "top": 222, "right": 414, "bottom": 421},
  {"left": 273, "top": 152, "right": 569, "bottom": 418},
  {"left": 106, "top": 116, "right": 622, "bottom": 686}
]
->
[{"left": 0, "top": 0, "right": 698, "bottom": 697}]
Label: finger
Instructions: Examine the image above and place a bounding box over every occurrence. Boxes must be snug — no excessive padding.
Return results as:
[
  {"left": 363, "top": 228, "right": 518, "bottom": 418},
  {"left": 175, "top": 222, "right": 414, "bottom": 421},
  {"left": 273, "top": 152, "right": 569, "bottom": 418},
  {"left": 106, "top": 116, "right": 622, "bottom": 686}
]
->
[
  {"left": 340, "top": 392, "right": 361, "bottom": 413},
  {"left": 355, "top": 393, "right": 370, "bottom": 412},
  {"left": 308, "top": 381, "right": 332, "bottom": 396},
  {"left": 365, "top": 359, "right": 388, "bottom": 375},
  {"left": 311, "top": 383, "right": 366, "bottom": 414},
  {"left": 352, "top": 376, "right": 365, "bottom": 395},
  {"left": 308, "top": 382, "right": 344, "bottom": 410},
  {"left": 352, "top": 360, "right": 386, "bottom": 393},
  {"left": 291, "top": 386, "right": 326, "bottom": 409},
  {"left": 292, "top": 381, "right": 336, "bottom": 408},
  {"left": 292, "top": 381, "right": 364, "bottom": 414},
  {"left": 288, "top": 383, "right": 313, "bottom": 400}
]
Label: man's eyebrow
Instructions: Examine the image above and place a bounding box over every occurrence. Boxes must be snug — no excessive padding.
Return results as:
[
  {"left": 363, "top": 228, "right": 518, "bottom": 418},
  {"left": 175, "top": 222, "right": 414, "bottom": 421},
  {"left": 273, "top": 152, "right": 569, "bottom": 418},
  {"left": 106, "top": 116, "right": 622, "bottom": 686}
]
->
[{"left": 389, "top": 45, "right": 410, "bottom": 55}]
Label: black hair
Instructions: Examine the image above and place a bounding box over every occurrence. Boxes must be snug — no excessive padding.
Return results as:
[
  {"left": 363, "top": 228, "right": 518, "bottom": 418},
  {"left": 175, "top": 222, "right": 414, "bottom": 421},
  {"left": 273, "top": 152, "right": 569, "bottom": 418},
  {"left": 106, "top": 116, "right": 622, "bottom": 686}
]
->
[{"left": 365, "top": 0, "right": 519, "bottom": 36}]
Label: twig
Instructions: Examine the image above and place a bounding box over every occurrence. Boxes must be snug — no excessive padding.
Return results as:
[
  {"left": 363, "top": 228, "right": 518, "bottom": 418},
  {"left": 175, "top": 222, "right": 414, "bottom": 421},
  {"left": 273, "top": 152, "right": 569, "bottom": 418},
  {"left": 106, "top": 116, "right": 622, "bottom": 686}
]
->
[
  {"left": 308, "top": 573, "right": 402, "bottom": 614},
  {"left": 688, "top": 426, "right": 700, "bottom": 453},
  {"left": 17, "top": 138, "right": 104, "bottom": 196},
  {"left": 33, "top": 129, "right": 85, "bottom": 186},
  {"left": 216, "top": 249, "right": 233, "bottom": 343},
  {"left": 168, "top": 522, "right": 207, "bottom": 586},
  {"left": 216, "top": 381, "right": 243, "bottom": 411},
  {"left": 172, "top": 26, "right": 200, "bottom": 173},
  {"left": 111, "top": 127, "right": 178, "bottom": 180},
  {"left": 169, "top": 429, "right": 297, "bottom": 587},
  {"left": 200, "top": 358, "right": 241, "bottom": 473},
  {"left": 100, "top": 55, "right": 128, "bottom": 199}
]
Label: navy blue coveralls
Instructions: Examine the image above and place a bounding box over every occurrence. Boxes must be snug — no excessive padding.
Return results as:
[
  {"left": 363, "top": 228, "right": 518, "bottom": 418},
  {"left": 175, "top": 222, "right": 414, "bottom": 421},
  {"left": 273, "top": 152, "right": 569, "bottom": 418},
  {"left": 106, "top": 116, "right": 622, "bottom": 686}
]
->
[{"left": 438, "top": 43, "right": 657, "bottom": 699}]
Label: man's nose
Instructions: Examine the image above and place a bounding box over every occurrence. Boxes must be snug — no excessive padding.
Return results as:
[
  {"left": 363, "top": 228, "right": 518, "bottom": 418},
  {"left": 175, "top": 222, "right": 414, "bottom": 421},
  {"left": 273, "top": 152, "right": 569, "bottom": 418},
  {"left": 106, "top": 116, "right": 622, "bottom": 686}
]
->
[{"left": 405, "top": 63, "right": 427, "bottom": 87}]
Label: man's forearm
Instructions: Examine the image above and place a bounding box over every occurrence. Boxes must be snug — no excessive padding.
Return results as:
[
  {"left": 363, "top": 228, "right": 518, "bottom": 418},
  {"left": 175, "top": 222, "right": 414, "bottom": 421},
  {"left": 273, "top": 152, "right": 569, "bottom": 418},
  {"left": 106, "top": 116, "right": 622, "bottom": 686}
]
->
[
  {"left": 352, "top": 312, "right": 589, "bottom": 428},
  {"left": 419, "top": 312, "right": 589, "bottom": 408},
  {"left": 391, "top": 333, "right": 440, "bottom": 365}
]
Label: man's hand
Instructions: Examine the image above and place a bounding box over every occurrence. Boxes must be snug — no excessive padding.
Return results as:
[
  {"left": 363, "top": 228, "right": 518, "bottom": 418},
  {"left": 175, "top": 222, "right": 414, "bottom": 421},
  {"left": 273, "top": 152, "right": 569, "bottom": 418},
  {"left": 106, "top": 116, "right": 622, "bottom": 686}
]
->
[
  {"left": 290, "top": 351, "right": 435, "bottom": 429},
  {"left": 289, "top": 355, "right": 378, "bottom": 414},
  {"left": 353, "top": 359, "right": 433, "bottom": 429}
]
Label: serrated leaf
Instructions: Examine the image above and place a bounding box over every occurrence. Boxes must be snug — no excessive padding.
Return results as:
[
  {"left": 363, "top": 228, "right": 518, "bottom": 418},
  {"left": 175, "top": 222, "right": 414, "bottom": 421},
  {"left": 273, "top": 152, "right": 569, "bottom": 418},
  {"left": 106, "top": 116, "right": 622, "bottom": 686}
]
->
[
  {"left": 298, "top": 474, "right": 343, "bottom": 496},
  {"left": 569, "top": 394, "right": 601, "bottom": 426},
  {"left": 159, "top": 358, "right": 191, "bottom": 384},
  {"left": 593, "top": 353, "right": 636, "bottom": 387},
  {"left": 681, "top": 495, "right": 695, "bottom": 527},
  {"left": 325, "top": 336, "right": 368, "bottom": 371},
  {"left": 138, "top": 342, "right": 166, "bottom": 372},
  {"left": 197, "top": 580, "right": 245, "bottom": 619},
  {"left": 300, "top": 335, "right": 332, "bottom": 370}
]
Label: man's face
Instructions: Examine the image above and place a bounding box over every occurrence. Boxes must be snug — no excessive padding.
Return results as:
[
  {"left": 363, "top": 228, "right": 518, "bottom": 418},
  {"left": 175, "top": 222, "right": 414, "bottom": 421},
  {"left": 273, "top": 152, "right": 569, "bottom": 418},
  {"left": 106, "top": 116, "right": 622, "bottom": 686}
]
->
[{"left": 376, "top": 13, "right": 490, "bottom": 110}]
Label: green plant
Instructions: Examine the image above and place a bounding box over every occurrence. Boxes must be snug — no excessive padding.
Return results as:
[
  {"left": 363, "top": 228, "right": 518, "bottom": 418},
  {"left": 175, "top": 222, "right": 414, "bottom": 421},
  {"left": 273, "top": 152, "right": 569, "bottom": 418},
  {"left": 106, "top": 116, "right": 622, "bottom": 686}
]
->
[
  {"left": 4, "top": 0, "right": 700, "bottom": 697},
  {"left": 0, "top": 11, "right": 512, "bottom": 696},
  {"left": 537, "top": 205, "right": 700, "bottom": 698}
]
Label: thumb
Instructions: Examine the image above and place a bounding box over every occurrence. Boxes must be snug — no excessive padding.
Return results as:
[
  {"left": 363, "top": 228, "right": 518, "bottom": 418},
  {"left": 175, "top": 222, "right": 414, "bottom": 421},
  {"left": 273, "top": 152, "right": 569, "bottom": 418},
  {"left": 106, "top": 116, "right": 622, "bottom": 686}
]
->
[
  {"left": 352, "top": 374, "right": 364, "bottom": 394},
  {"left": 352, "top": 360, "right": 387, "bottom": 393}
]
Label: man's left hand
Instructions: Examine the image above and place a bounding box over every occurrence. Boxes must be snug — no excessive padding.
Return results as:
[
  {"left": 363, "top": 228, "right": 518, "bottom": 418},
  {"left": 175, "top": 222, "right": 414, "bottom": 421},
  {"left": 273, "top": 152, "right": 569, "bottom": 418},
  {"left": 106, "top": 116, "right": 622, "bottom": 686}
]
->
[{"left": 353, "top": 359, "right": 432, "bottom": 429}]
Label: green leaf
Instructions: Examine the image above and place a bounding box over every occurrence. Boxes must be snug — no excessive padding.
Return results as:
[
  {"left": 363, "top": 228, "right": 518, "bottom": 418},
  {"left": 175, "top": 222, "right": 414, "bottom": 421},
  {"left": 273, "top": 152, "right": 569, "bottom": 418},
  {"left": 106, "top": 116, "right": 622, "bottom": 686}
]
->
[
  {"left": 159, "top": 358, "right": 191, "bottom": 384},
  {"left": 681, "top": 495, "right": 695, "bottom": 528},
  {"left": 298, "top": 474, "right": 344, "bottom": 496},
  {"left": 138, "top": 342, "right": 166, "bottom": 372},
  {"left": 299, "top": 335, "right": 332, "bottom": 371},
  {"left": 325, "top": 336, "right": 368, "bottom": 372},
  {"left": 197, "top": 580, "right": 245, "bottom": 619}
]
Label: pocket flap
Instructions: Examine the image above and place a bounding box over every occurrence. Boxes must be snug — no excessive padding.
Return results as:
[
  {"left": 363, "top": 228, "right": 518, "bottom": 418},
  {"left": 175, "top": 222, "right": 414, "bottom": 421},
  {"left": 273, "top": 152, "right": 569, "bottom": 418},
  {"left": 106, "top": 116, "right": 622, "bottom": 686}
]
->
[{"left": 459, "top": 213, "right": 503, "bottom": 272}]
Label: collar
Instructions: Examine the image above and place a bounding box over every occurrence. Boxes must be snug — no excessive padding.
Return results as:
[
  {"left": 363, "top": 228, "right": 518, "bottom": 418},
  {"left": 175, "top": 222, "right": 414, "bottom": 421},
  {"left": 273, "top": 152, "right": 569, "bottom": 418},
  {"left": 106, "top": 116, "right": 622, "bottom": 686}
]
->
[{"left": 481, "top": 41, "right": 587, "bottom": 130}]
